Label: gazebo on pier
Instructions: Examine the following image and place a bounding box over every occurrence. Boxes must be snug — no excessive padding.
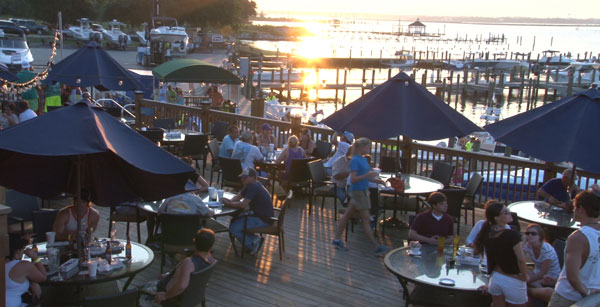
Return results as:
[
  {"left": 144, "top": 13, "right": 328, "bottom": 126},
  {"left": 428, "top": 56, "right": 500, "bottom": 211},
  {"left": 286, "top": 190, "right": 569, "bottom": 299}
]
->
[{"left": 408, "top": 19, "right": 426, "bottom": 35}]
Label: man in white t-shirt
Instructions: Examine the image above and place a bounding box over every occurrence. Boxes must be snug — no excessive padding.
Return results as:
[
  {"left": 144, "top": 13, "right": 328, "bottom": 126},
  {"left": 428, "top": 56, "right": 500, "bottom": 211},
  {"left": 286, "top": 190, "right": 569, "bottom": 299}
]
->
[
  {"left": 16, "top": 100, "right": 37, "bottom": 123},
  {"left": 323, "top": 131, "right": 354, "bottom": 168},
  {"left": 231, "top": 130, "right": 263, "bottom": 170}
]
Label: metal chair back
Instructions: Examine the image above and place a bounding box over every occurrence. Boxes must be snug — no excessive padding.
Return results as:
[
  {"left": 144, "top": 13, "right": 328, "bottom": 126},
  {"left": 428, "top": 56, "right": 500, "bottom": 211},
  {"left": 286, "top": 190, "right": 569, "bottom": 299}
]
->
[
  {"left": 379, "top": 156, "right": 399, "bottom": 173},
  {"left": 288, "top": 158, "right": 313, "bottom": 184},
  {"left": 313, "top": 140, "right": 332, "bottom": 160},
  {"left": 553, "top": 239, "right": 566, "bottom": 268},
  {"left": 159, "top": 213, "right": 202, "bottom": 247},
  {"left": 307, "top": 160, "right": 327, "bottom": 183},
  {"left": 83, "top": 289, "right": 138, "bottom": 307},
  {"left": 6, "top": 190, "right": 39, "bottom": 224},
  {"left": 180, "top": 134, "right": 208, "bottom": 157},
  {"left": 430, "top": 162, "right": 455, "bottom": 187},
  {"left": 174, "top": 260, "right": 218, "bottom": 307},
  {"left": 219, "top": 157, "right": 243, "bottom": 187},
  {"left": 138, "top": 128, "right": 164, "bottom": 144},
  {"left": 465, "top": 172, "right": 483, "bottom": 195},
  {"left": 154, "top": 118, "right": 176, "bottom": 130},
  {"left": 32, "top": 209, "right": 58, "bottom": 242}
]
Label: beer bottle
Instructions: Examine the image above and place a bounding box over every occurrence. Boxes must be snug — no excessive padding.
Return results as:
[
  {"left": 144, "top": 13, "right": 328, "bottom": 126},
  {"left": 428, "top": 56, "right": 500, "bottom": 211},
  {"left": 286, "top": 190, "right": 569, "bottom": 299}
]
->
[
  {"left": 32, "top": 243, "right": 38, "bottom": 253},
  {"left": 105, "top": 241, "right": 112, "bottom": 264},
  {"left": 125, "top": 235, "right": 132, "bottom": 261}
]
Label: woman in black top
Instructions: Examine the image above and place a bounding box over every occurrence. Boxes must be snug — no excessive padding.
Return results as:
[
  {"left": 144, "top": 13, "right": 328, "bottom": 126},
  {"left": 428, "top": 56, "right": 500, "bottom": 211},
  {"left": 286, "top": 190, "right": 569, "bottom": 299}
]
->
[{"left": 475, "top": 201, "right": 529, "bottom": 306}]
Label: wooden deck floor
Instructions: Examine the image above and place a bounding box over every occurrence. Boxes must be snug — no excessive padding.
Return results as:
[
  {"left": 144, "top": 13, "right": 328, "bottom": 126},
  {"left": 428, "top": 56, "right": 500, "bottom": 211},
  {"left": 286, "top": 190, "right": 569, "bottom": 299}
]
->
[{"left": 49, "top": 189, "right": 498, "bottom": 307}]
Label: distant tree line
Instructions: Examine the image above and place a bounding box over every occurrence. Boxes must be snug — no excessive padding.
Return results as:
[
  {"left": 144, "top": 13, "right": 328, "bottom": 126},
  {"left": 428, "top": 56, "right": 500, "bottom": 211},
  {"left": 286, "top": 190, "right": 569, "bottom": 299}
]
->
[{"left": 0, "top": 0, "right": 256, "bottom": 30}]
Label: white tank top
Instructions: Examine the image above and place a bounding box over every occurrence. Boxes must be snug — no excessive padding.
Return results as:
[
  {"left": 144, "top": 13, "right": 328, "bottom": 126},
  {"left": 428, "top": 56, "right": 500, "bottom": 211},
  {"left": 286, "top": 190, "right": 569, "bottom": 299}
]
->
[
  {"left": 65, "top": 206, "right": 90, "bottom": 233},
  {"left": 555, "top": 225, "right": 600, "bottom": 301},
  {"left": 5, "top": 260, "right": 29, "bottom": 307}
]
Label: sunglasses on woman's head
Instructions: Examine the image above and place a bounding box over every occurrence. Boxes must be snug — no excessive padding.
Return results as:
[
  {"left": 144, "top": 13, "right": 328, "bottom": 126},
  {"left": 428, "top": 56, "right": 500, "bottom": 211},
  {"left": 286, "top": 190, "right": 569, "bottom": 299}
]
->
[{"left": 524, "top": 232, "right": 538, "bottom": 236}]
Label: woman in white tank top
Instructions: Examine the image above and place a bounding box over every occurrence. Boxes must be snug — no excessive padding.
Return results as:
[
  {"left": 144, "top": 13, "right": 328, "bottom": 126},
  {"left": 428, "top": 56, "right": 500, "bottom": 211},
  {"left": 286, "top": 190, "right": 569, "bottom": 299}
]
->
[
  {"left": 549, "top": 191, "right": 600, "bottom": 306},
  {"left": 5, "top": 234, "right": 47, "bottom": 307}
]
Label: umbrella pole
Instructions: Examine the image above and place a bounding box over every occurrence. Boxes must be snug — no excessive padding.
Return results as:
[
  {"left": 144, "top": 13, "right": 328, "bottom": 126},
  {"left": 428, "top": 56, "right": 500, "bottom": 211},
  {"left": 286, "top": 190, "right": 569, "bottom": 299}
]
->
[
  {"left": 76, "top": 156, "right": 83, "bottom": 260},
  {"left": 570, "top": 163, "right": 577, "bottom": 200}
]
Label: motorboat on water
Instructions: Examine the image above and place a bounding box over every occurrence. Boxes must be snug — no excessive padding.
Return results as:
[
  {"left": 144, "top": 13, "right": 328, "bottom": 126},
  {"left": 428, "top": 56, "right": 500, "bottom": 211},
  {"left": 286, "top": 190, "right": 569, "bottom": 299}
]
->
[
  {"left": 264, "top": 98, "right": 302, "bottom": 121},
  {"left": 0, "top": 26, "right": 33, "bottom": 71},
  {"left": 149, "top": 17, "right": 189, "bottom": 54},
  {"left": 381, "top": 50, "right": 415, "bottom": 70},
  {"left": 550, "top": 62, "right": 600, "bottom": 84},
  {"left": 93, "top": 20, "right": 130, "bottom": 49},
  {"left": 539, "top": 50, "right": 577, "bottom": 66},
  {"left": 466, "top": 53, "right": 527, "bottom": 71},
  {"left": 68, "top": 18, "right": 102, "bottom": 43}
]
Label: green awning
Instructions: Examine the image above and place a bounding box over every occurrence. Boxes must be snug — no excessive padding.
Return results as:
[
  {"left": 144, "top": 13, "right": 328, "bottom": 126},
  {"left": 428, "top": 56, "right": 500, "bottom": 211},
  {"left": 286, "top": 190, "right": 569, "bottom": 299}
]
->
[{"left": 152, "top": 59, "right": 241, "bottom": 84}]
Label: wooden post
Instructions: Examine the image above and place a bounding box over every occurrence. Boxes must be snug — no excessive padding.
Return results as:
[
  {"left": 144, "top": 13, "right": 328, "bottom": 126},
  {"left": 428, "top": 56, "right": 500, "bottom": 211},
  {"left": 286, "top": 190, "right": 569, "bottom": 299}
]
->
[
  {"left": 134, "top": 91, "right": 144, "bottom": 129},
  {"left": 200, "top": 102, "right": 211, "bottom": 133},
  {"left": 291, "top": 114, "right": 302, "bottom": 139},
  {"left": 342, "top": 69, "right": 348, "bottom": 107},
  {"left": 401, "top": 137, "right": 413, "bottom": 174},
  {"left": 361, "top": 68, "right": 366, "bottom": 96},
  {"left": 335, "top": 68, "right": 339, "bottom": 110}
]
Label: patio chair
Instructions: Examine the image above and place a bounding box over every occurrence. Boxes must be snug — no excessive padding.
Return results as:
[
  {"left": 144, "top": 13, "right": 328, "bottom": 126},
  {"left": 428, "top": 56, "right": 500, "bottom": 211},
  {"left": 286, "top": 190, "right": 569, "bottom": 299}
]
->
[
  {"left": 137, "top": 128, "right": 164, "bottom": 144},
  {"left": 32, "top": 209, "right": 58, "bottom": 243},
  {"left": 160, "top": 260, "right": 218, "bottom": 307},
  {"left": 232, "top": 191, "right": 293, "bottom": 260},
  {"left": 180, "top": 134, "right": 209, "bottom": 175},
  {"left": 207, "top": 139, "right": 222, "bottom": 185},
  {"left": 158, "top": 213, "right": 202, "bottom": 273},
  {"left": 109, "top": 203, "right": 146, "bottom": 243},
  {"left": 429, "top": 162, "right": 455, "bottom": 188},
  {"left": 5, "top": 190, "right": 40, "bottom": 234},
  {"left": 313, "top": 140, "right": 332, "bottom": 160},
  {"left": 461, "top": 172, "right": 483, "bottom": 226},
  {"left": 210, "top": 121, "right": 229, "bottom": 141},
  {"left": 218, "top": 157, "right": 243, "bottom": 190},
  {"left": 307, "top": 160, "right": 337, "bottom": 217},
  {"left": 153, "top": 118, "right": 176, "bottom": 130},
  {"left": 83, "top": 288, "right": 138, "bottom": 307},
  {"left": 379, "top": 156, "right": 400, "bottom": 173},
  {"left": 439, "top": 188, "right": 467, "bottom": 234},
  {"left": 286, "top": 158, "right": 313, "bottom": 212}
]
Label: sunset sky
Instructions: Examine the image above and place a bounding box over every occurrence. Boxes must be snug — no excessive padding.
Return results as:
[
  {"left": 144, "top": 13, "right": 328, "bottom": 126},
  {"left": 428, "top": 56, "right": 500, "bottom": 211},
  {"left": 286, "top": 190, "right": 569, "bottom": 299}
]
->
[{"left": 254, "top": 0, "right": 600, "bottom": 19}]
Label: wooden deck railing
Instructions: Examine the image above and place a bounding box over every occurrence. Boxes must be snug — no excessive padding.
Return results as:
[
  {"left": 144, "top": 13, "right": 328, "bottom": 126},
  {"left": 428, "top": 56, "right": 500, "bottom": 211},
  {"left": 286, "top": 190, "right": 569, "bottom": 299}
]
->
[{"left": 135, "top": 94, "right": 600, "bottom": 205}]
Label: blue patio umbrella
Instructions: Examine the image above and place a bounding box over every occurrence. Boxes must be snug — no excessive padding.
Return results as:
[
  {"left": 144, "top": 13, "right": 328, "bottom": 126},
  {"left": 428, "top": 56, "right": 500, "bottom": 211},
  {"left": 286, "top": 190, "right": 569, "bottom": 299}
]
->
[
  {"left": 484, "top": 89, "right": 600, "bottom": 173},
  {"left": 0, "top": 102, "right": 195, "bottom": 205},
  {"left": 321, "top": 72, "right": 481, "bottom": 140},
  {"left": 0, "top": 63, "right": 17, "bottom": 81},
  {"left": 46, "top": 41, "right": 143, "bottom": 91}
]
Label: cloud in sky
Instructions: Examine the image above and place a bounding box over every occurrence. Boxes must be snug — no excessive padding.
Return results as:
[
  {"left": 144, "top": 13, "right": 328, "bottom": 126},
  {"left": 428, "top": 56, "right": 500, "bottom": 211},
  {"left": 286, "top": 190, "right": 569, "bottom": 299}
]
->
[{"left": 254, "top": 0, "right": 600, "bottom": 19}]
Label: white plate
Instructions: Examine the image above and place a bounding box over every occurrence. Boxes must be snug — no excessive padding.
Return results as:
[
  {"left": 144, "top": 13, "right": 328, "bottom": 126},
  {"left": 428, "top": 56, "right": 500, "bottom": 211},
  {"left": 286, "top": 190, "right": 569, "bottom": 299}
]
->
[
  {"left": 207, "top": 201, "right": 222, "bottom": 208},
  {"left": 47, "top": 241, "right": 69, "bottom": 247},
  {"left": 439, "top": 278, "right": 455, "bottom": 286},
  {"left": 408, "top": 249, "right": 422, "bottom": 256}
]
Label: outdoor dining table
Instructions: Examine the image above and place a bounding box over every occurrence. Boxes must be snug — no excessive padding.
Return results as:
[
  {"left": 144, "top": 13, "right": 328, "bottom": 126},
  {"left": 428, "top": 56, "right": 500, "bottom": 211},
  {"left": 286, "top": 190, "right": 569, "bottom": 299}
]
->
[
  {"left": 25, "top": 239, "right": 154, "bottom": 304},
  {"left": 138, "top": 191, "right": 241, "bottom": 238},
  {"left": 384, "top": 245, "right": 490, "bottom": 307},
  {"left": 378, "top": 173, "right": 444, "bottom": 229},
  {"left": 508, "top": 200, "right": 580, "bottom": 241},
  {"left": 255, "top": 157, "right": 285, "bottom": 198}
]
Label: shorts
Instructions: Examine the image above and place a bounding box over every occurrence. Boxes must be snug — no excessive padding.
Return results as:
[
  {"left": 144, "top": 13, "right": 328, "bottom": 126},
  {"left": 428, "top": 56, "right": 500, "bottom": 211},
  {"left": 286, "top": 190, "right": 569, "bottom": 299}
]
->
[
  {"left": 488, "top": 271, "right": 527, "bottom": 305},
  {"left": 548, "top": 292, "right": 576, "bottom": 307},
  {"left": 349, "top": 189, "right": 370, "bottom": 210}
]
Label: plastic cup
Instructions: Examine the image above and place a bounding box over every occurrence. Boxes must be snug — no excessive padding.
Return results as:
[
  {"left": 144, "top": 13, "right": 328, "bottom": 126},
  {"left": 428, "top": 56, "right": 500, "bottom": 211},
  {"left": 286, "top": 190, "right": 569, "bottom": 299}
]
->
[
  {"left": 437, "top": 236, "right": 446, "bottom": 253},
  {"left": 88, "top": 260, "right": 97, "bottom": 278},
  {"left": 208, "top": 187, "right": 217, "bottom": 200},
  {"left": 217, "top": 190, "right": 224, "bottom": 202},
  {"left": 46, "top": 232, "right": 55, "bottom": 245},
  {"left": 269, "top": 143, "right": 274, "bottom": 152}
]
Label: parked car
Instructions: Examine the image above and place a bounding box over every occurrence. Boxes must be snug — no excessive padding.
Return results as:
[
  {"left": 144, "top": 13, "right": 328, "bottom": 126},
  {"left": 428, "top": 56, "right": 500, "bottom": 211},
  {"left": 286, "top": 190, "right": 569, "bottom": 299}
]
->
[
  {"left": 10, "top": 18, "right": 48, "bottom": 35},
  {"left": 0, "top": 20, "right": 29, "bottom": 34},
  {"left": 0, "top": 25, "right": 34, "bottom": 71}
]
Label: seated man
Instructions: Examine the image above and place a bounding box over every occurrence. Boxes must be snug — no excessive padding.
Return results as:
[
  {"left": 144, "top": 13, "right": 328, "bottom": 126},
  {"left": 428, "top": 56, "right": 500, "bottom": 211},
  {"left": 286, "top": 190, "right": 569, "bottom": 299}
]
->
[
  {"left": 323, "top": 131, "right": 354, "bottom": 168},
  {"left": 218, "top": 125, "right": 239, "bottom": 158},
  {"left": 537, "top": 169, "right": 580, "bottom": 209},
  {"left": 52, "top": 197, "right": 100, "bottom": 241},
  {"left": 223, "top": 168, "right": 274, "bottom": 256},
  {"left": 145, "top": 228, "right": 216, "bottom": 305},
  {"left": 231, "top": 130, "right": 263, "bottom": 170},
  {"left": 408, "top": 192, "right": 454, "bottom": 245}
]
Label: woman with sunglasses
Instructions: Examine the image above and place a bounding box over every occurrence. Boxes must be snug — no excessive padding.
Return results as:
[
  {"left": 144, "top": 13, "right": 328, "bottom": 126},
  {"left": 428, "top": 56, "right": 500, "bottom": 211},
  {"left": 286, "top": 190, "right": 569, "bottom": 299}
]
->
[
  {"left": 523, "top": 224, "right": 561, "bottom": 303},
  {"left": 475, "top": 202, "right": 529, "bottom": 306}
]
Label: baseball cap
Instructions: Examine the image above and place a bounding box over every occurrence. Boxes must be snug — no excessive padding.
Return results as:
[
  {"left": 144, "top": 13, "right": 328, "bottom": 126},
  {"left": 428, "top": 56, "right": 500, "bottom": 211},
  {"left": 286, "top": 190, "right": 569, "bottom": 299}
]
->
[
  {"left": 239, "top": 168, "right": 257, "bottom": 178},
  {"left": 261, "top": 123, "right": 272, "bottom": 131},
  {"left": 240, "top": 130, "right": 252, "bottom": 141},
  {"left": 21, "top": 60, "right": 30, "bottom": 69},
  {"left": 343, "top": 131, "right": 354, "bottom": 143}
]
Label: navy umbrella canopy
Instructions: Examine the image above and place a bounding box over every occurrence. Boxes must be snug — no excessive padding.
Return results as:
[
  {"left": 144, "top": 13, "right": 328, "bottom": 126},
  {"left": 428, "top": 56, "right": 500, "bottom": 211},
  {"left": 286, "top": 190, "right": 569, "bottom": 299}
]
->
[
  {"left": 0, "top": 102, "right": 195, "bottom": 205},
  {"left": 321, "top": 72, "right": 481, "bottom": 140},
  {"left": 0, "top": 63, "right": 17, "bottom": 81},
  {"left": 485, "top": 89, "right": 600, "bottom": 173},
  {"left": 46, "top": 41, "right": 143, "bottom": 91}
]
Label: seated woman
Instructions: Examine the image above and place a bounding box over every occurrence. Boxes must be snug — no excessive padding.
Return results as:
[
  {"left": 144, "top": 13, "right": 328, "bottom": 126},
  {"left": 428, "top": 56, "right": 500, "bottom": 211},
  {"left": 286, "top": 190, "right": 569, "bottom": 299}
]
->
[
  {"left": 143, "top": 229, "right": 216, "bottom": 305},
  {"left": 5, "top": 234, "right": 46, "bottom": 307},
  {"left": 299, "top": 128, "right": 315, "bottom": 156},
  {"left": 523, "top": 224, "right": 561, "bottom": 303},
  {"left": 274, "top": 135, "right": 306, "bottom": 188},
  {"left": 181, "top": 156, "right": 209, "bottom": 193},
  {"left": 52, "top": 197, "right": 100, "bottom": 242}
]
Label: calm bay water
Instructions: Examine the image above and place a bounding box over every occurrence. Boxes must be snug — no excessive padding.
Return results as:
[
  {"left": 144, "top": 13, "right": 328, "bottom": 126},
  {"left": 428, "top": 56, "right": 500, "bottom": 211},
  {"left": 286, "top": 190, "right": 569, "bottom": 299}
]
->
[{"left": 246, "top": 18, "right": 600, "bottom": 125}]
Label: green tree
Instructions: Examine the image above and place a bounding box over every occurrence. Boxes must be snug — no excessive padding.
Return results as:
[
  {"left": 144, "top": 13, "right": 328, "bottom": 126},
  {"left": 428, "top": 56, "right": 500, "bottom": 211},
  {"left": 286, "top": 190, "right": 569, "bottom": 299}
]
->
[
  {"left": 103, "top": 0, "right": 152, "bottom": 26},
  {"left": 27, "top": 0, "right": 97, "bottom": 24}
]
